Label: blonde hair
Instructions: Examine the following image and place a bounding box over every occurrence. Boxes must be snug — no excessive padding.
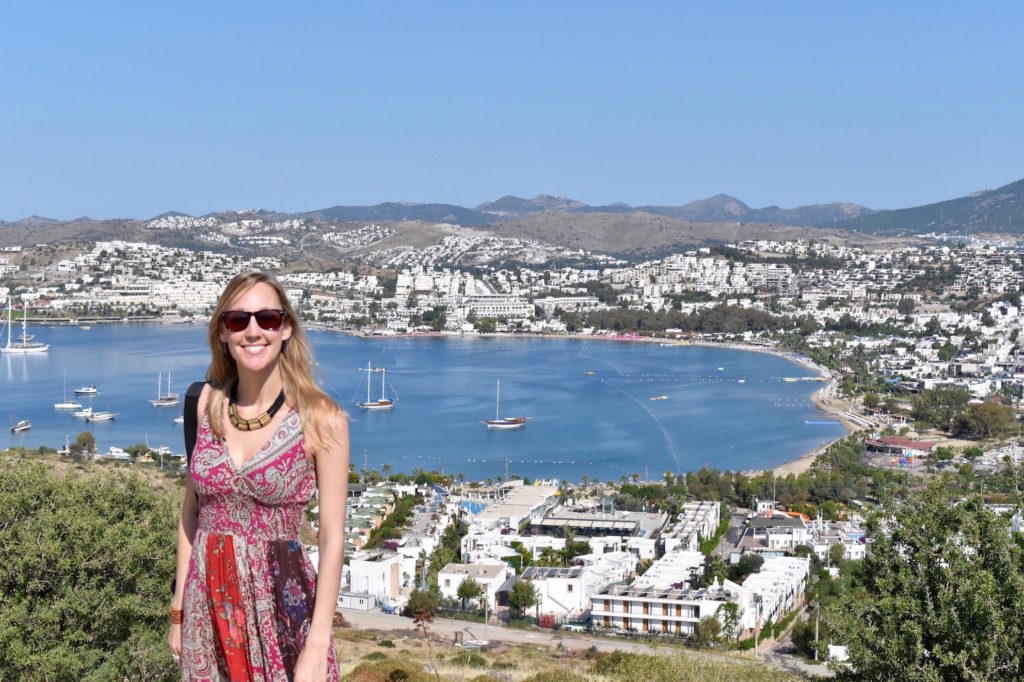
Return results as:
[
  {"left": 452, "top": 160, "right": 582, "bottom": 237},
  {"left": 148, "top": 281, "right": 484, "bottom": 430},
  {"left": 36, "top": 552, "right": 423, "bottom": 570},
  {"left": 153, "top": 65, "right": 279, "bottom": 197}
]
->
[{"left": 206, "top": 272, "right": 345, "bottom": 459}]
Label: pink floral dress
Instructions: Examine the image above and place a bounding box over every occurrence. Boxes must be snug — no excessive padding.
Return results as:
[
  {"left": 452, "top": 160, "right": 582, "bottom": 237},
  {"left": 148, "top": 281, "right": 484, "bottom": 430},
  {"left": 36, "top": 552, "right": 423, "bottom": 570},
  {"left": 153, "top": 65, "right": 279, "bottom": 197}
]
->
[{"left": 180, "top": 410, "right": 339, "bottom": 681}]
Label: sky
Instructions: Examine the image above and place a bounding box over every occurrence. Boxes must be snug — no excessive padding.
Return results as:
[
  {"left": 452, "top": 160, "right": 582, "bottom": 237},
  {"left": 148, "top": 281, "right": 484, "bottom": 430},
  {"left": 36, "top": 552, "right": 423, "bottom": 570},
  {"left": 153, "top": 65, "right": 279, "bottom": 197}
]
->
[{"left": 1, "top": 2, "right": 1022, "bottom": 220}]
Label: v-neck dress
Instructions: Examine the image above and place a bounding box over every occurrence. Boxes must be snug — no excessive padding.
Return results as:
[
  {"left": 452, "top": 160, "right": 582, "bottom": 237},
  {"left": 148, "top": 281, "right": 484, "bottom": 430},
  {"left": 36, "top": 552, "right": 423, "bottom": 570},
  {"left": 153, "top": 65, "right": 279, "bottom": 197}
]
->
[{"left": 180, "top": 410, "right": 339, "bottom": 681}]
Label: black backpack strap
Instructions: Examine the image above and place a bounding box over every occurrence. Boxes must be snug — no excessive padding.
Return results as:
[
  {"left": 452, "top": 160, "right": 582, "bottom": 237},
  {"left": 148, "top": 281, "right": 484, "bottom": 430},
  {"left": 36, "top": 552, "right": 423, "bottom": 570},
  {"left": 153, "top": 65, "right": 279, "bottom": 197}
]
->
[{"left": 184, "top": 381, "right": 206, "bottom": 469}]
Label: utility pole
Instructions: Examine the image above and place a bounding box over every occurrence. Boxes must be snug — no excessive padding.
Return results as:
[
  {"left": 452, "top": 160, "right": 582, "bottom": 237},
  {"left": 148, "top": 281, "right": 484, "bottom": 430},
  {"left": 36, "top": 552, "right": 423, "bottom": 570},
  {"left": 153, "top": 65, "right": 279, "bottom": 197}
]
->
[
  {"left": 814, "top": 601, "right": 820, "bottom": 661},
  {"left": 505, "top": 457, "right": 509, "bottom": 483}
]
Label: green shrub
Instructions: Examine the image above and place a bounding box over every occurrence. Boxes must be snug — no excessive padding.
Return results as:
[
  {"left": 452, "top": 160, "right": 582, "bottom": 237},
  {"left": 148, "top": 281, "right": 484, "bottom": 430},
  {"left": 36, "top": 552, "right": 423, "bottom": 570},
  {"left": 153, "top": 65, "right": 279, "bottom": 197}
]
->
[{"left": 362, "top": 651, "right": 388, "bottom": 661}]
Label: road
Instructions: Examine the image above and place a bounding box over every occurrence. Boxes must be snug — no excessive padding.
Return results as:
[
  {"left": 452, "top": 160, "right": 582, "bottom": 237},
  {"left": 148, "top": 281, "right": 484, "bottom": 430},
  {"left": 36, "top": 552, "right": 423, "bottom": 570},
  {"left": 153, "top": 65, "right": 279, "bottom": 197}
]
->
[{"left": 341, "top": 608, "right": 687, "bottom": 655}]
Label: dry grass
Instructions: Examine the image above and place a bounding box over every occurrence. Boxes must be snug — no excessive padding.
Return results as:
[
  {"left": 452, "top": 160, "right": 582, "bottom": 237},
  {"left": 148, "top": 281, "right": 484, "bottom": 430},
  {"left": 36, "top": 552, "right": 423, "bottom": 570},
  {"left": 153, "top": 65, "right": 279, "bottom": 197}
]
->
[{"left": 332, "top": 627, "right": 803, "bottom": 682}]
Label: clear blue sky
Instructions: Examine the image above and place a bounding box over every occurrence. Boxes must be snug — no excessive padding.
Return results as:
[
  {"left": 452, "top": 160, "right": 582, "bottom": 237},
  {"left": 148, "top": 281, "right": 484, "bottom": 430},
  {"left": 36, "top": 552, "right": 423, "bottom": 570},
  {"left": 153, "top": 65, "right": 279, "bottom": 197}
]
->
[{"left": 1, "top": 2, "right": 1022, "bottom": 220}]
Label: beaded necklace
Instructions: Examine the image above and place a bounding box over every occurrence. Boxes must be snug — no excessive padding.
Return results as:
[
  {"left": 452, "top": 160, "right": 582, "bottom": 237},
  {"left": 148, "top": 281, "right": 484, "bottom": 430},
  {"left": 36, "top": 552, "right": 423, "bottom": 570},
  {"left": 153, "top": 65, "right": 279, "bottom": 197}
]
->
[{"left": 228, "top": 384, "right": 286, "bottom": 431}]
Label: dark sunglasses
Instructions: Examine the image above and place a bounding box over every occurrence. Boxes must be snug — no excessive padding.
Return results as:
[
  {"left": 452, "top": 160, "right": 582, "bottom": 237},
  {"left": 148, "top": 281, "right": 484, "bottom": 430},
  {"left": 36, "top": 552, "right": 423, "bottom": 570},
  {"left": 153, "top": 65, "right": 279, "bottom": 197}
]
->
[{"left": 220, "top": 309, "right": 287, "bottom": 332}]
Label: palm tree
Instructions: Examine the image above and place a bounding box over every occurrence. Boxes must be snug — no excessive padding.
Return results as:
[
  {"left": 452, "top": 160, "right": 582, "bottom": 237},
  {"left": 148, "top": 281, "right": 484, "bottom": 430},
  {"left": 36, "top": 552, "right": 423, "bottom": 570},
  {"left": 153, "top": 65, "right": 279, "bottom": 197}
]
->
[
  {"left": 664, "top": 471, "right": 675, "bottom": 487},
  {"left": 581, "top": 474, "right": 588, "bottom": 490},
  {"left": 382, "top": 463, "right": 392, "bottom": 480}
]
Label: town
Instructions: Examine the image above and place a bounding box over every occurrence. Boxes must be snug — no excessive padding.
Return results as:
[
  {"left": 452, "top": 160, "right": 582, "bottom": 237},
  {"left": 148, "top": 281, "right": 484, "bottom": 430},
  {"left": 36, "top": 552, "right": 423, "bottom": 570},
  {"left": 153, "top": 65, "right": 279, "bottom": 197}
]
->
[{"left": 6, "top": 219, "right": 1024, "bottom": 675}]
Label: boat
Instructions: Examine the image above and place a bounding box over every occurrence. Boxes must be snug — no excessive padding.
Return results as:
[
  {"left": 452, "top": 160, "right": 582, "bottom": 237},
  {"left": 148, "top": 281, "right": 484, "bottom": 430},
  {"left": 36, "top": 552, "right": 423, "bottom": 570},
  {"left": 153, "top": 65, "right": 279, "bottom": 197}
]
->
[
  {"left": 585, "top": 371, "right": 595, "bottom": 376},
  {"left": 149, "top": 371, "right": 180, "bottom": 407},
  {"left": 85, "top": 411, "right": 115, "bottom": 422},
  {"left": 649, "top": 395, "right": 668, "bottom": 401},
  {"left": 54, "top": 371, "right": 83, "bottom": 410},
  {"left": 738, "top": 379, "right": 746, "bottom": 384},
  {"left": 1, "top": 296, "right": 49, "bottom": 354},
  {"left": 10, "top": 419, "right": 31, "bottom": 433},
  {"left": 783, "top": 377, "right": 799, "bottom": 383},
  {"left": 482, "top": 379, "right": 528, "bottom": 430},
  {"left": 71, "top": 407, "right": 93, "bottom": 419},
  {"left": 173, "top": 414, "right": 185, "bottom": 425},
  {"left": 79, "top": 325, "right": 91, "bottom": 330},
  {"left": 355, "top": 361, "right": 396, "bottom": 410},
  {"left": 74, "top": 385, "right": 99, "bottom": 396},
  {"left": 57, "top": 435, "right": 71, "bottom": 456}
]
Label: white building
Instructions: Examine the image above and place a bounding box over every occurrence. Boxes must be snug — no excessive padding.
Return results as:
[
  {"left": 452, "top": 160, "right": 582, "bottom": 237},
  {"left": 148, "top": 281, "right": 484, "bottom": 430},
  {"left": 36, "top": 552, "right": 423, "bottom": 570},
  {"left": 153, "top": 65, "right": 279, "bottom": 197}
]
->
[
  {"left": 347, "top": 549, "right": 403, "bottom": 606},
  {"left": 521, "top": 566, "right": 588, "bottom": 618},
  {"left": 437, "top": 562, "right": 511, "bottom": 611}
]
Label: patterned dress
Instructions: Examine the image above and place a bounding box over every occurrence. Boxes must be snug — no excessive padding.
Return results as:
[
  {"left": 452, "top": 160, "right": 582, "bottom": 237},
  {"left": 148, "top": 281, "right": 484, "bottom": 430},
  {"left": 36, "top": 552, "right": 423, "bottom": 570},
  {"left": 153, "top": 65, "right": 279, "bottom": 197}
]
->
[{"left": 181, "top": 410, "right": 339, "bottom": 681}]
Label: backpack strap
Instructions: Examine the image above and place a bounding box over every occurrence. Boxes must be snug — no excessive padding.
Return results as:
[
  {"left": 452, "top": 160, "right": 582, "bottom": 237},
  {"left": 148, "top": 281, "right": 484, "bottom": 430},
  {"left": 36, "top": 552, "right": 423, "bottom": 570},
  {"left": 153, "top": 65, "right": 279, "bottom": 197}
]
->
[{"left": 184, "top": 381, "right": 206, "bottom": 469}]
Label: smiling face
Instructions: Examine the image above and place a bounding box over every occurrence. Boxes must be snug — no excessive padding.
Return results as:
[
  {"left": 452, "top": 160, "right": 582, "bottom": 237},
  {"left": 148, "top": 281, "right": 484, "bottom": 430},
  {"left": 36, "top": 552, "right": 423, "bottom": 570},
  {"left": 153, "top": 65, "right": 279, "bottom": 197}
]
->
[{"left": 219, "top": 282, "right": 294, "bottom": 376}]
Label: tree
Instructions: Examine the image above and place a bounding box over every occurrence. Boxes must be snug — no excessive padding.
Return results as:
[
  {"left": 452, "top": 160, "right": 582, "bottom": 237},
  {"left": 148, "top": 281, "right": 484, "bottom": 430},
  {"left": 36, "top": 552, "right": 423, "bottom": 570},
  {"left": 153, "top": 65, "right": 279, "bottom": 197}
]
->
[
  {"left": 508, "top": 578, "right": 540, "bottom": 619},
  {"left": 897, "top": 298, "right": 916, "bottom": 315},
  {"left": 955, "top": 401, "right": 1017, "bottom": 440},
  {"left": 691, "top": 615, "right": 721, "bottom": 648},
  {"left": 403, "top": 588, "right": 438, "bottom": 618},
  {"left": 827, "top": 542, "right": 845, "bottom": 566},
  {"left": 862, "top": 392, "right": 880, "bottom": 410},
  {"left": 824, "top": 483, "right": 1024, "bottom": 680},
  {"left": 0, "top": 460, "right": 179, "bottom": 679},
  {"left": 74, "top": 430, "right": 96, "bottom": 454},
  {"left": 456, "top": 576, "right": 483, "bottom": 611}
]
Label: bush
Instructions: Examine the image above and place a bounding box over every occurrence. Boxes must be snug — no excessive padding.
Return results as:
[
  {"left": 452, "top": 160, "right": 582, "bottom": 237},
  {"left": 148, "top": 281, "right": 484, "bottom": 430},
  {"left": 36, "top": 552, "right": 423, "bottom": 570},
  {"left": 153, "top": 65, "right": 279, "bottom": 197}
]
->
[
  {"left": 0, "top": 460, "right": 179, "bottom": 680},
  {"left": 362, "top": 651, "right": 388, "bottom": 661},
  {"left": 446, "top": 651, "right": 487, "bottom": 668},
  {"left": 377, "top": 639, "right": 396, "bottom": 648}
]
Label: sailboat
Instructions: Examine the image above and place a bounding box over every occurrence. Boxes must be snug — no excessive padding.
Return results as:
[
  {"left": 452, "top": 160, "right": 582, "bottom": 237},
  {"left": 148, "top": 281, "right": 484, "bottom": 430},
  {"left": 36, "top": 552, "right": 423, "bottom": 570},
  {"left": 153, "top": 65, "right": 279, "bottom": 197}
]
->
[
  {"left": 1, "top": 296, "right": 49, "bottom": 354},
  {"left": 355, "top": 361, "right": 396, "bottom": 410},
  {"left": 54, "top": 371, "right": 83, "bottom": 410},
  {"left": 149, "top": 372, "right": 180, "bottom": 407},
  {"left": 482, "top": 379, "right": 527, "bottom": 430}
]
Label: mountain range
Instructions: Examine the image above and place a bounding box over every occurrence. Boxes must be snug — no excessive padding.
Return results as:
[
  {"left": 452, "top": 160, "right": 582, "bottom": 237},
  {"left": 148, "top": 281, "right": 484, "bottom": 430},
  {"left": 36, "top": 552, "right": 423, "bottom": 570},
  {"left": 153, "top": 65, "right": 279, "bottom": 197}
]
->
[{"left": 2, "top": 176, "right": 1023, "bottom": 235}]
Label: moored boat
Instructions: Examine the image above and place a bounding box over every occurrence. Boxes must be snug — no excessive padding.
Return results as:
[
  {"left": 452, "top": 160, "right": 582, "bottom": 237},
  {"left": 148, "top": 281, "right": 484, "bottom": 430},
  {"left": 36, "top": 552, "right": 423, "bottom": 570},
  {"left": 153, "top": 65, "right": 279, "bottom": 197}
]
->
[
  {"left": 85, "top": 410, "right": 115, "bottom": 422},
  {"left": 10, "top": 419, "right": 31, "bottom": 433},
  {"left": 149, "top": 372, "right": 180, "bottom": 407},
  {"left": 1, "top": 296, "right": 49, "bottom": 354},
  {"left": 54, "top": 371, "right": 83, "bottom": 409},
  {"left": 483, "top": 379, "right": 528, "bottom": 430},
  {"left": 74, "top": 385, "right": 99, "bottom": 395},
  {"left": 355, "top": 361, "right": 397, "bottom": 410}
]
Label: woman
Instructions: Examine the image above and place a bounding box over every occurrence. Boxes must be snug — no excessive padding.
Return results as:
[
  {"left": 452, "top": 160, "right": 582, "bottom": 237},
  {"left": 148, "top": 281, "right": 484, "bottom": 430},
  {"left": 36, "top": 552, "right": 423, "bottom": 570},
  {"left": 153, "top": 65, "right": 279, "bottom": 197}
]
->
[{"left": 169, "top": 272, "right": 349, "bottom": 681}]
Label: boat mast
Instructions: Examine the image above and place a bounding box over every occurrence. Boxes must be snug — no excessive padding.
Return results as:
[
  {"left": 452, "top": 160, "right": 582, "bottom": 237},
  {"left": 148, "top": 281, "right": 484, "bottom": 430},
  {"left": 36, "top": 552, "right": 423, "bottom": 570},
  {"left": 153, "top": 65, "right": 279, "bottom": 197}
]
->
[
  {"left": 366, "top": 361, "right": 372, "bottom": 404},
  {"left": 495, "top": 379, "right": 500, "bottom": 420},
  {"left": 5, "top": 297, "right": 10, "bottom": 350},
  {"left": 381, "top": 367, "right": 387, "bottom": 402}
]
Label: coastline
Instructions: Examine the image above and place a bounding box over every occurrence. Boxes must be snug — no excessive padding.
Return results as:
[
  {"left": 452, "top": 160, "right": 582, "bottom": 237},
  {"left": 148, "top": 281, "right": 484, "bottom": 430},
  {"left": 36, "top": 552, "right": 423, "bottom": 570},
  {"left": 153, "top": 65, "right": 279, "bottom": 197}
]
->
[{"left": 343, "top": 329, "right": 854, "bottom": 477}]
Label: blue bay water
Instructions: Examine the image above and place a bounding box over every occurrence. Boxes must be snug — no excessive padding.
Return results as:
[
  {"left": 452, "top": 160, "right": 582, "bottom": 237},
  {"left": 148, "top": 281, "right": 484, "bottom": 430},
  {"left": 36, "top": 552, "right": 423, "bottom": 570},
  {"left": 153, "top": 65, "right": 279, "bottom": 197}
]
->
[{"left": 0, "top": 324, "right": 845, "bottom": 482}]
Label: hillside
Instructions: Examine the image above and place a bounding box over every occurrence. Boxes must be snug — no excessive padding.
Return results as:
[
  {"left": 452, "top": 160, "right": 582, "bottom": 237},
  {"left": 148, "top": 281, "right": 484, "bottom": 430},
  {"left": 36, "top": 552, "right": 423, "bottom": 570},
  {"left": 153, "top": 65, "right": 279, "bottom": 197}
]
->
[
  {"left": 487, "top": 210, "right": 854, "bottom": 256},
  {"left": 837, "top": 177, "right": 1024, "bottom": 234}
]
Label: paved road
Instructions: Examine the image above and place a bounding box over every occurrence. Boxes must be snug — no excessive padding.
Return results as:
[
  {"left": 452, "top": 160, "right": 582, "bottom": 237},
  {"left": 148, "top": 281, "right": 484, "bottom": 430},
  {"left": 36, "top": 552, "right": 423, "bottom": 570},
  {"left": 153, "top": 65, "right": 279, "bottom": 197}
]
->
[{"left": 341, "top": 608, "right": 685, "bottom": 655}]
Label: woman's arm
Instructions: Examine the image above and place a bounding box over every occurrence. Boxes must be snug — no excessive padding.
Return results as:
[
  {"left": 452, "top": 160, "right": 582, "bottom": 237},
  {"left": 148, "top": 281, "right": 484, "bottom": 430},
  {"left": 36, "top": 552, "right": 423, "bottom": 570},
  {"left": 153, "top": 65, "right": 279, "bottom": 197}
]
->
[
  {"left": 168, "top": 463, "right": 199, "bottom": 658},
  {"left": 295, "top": 409, "right": 350, "bottom": 681},
  {"left": 169, "top": 385, "right": 208, "bottom": 660}
]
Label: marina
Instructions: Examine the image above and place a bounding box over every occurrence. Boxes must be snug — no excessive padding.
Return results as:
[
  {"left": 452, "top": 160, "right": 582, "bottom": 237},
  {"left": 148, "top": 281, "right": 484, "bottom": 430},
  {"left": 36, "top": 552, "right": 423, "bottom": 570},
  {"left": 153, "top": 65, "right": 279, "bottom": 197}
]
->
[{"left": 0, "top": 324, "right": 845, "bottom": 481}]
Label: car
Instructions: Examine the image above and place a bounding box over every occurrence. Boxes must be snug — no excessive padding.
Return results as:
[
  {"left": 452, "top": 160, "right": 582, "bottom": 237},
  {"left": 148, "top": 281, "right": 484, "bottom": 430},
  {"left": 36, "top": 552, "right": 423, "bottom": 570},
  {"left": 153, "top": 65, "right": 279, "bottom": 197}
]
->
[{"left": 381, "top": 604, "right": 397, "bottom": 615}]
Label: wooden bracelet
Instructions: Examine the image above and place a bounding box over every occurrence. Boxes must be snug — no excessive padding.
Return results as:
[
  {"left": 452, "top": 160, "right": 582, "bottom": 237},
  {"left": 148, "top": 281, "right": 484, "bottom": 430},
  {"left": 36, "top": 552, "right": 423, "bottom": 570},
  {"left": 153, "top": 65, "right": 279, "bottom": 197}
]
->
[{"left": 169, "top": 606, "right": 183, "bottom": 624}]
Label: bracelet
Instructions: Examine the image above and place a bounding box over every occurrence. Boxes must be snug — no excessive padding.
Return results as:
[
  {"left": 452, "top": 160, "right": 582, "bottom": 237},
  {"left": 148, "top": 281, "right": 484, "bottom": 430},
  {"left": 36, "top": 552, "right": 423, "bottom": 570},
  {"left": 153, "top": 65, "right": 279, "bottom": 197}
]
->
[{"left": 169, "top": 606, "right": 183, "bottom": 624}]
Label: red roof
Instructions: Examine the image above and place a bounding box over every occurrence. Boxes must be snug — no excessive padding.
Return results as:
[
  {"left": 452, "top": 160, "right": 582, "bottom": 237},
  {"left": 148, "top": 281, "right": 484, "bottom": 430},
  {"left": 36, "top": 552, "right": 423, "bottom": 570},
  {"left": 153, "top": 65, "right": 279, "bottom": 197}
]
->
[{"left": 867, "top": 436, "right": 937, "bottom": 450}]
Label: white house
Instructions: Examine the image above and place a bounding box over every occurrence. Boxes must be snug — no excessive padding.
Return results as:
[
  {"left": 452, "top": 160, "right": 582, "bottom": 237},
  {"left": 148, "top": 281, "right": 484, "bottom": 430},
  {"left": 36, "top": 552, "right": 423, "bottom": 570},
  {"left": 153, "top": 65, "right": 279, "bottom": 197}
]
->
[
  {"left": 520, "top": 566, "right": 587, "bottom": 618},
  {"left": 437, "top": 562, "right": 510, "bottom": 611},
  {"left": 347, "top": 549, "right": 403, "bottom": 606}
]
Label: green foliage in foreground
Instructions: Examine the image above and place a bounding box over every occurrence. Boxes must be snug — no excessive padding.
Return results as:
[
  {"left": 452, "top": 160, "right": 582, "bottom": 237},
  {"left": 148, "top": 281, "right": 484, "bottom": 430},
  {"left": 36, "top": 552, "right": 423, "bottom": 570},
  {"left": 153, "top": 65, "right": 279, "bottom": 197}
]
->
[
  {"left": 825, "top": 482, "right": 1024, "bottom": 680},
  {"left": 590, "top": 650, "right": 798, "bottom": 681},
  {"left": 0, "top": 458, "right": 179, "bottom": 681}
]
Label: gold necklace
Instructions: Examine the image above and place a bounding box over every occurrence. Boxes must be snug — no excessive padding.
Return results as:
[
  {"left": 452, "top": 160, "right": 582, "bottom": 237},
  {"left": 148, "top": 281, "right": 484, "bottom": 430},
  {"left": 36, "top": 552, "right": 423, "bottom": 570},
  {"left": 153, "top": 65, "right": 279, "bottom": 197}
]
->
[{"left": 228, "top": 386, "right": 286, "bottom": 431}]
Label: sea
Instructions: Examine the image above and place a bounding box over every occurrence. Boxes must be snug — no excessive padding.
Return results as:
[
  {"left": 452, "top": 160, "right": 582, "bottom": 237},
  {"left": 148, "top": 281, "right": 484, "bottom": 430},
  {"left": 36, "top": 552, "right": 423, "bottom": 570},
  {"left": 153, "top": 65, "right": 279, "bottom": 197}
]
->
[{"left": 0, "top": 324, "right": 846, "bottom": 483}]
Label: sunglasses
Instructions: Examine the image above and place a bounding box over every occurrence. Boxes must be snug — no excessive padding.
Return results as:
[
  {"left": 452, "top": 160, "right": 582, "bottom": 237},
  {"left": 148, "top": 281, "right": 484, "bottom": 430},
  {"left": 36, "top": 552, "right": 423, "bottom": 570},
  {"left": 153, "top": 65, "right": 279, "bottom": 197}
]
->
[{"left": 220, "top": 309, "right": 287, "bottom": 332}]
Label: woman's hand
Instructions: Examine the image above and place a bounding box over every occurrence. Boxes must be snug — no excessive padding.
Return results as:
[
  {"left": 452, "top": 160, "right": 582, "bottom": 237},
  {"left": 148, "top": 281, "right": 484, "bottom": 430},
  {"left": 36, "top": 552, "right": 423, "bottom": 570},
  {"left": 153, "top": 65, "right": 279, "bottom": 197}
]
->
[
  {"left": 293, "top": 645, "right": 328, "bottom": 682},
  {"left": 168, "top": 622, "right": 182, "bottom": 666}
]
